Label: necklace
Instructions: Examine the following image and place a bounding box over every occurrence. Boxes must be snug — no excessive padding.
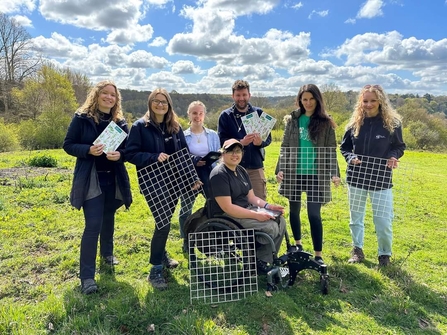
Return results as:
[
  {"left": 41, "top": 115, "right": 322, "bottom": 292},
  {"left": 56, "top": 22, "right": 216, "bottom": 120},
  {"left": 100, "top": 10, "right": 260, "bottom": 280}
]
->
[
  {"left": 157, "top": 122, "right": 166, "bottom": 135},
  {"left": 233, "top": 113, "right": 243, "bottom": 132},
  {"left": 192, "top": 130, "right": 204, "bottom": 143}
]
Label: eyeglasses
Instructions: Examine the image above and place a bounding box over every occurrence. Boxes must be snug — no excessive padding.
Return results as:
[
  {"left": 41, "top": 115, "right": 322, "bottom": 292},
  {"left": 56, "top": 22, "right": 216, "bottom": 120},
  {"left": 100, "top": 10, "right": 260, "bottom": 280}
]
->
[
  {"left": 226, "top": 149, "right": 243, "bottom": 155},
  {"left": 363, "top": 84, "right": 382, "bottom": 90},
  {"left": 152, "top": 99, "right": 169, "bottom": 106}
]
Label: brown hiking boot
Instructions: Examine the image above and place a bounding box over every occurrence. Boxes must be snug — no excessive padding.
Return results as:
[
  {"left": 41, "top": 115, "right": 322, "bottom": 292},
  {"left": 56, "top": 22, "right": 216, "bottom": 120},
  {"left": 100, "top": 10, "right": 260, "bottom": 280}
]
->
[
  {"left": 378, "top": 255, "right": 391, "bottom": 267},
  {"left": 348, "top": 247, "right": 365, "bottom": 263}
]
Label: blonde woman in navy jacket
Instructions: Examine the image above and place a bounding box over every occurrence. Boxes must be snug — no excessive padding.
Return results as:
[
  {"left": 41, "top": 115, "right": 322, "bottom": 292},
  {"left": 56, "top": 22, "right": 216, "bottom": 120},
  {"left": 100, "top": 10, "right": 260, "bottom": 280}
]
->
[
  {"left": 63, "top": 80, "right": 132, "bottom": 295},
  {"left": 340, "top": 84, "right": 405, "bottom": 267}
]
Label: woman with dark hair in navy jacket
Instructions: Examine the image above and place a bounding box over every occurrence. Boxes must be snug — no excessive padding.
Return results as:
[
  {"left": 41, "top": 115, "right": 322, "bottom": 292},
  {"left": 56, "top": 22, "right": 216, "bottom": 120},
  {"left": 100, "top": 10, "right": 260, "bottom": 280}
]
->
[
  {"left": 63, "top": 80, "right": 132, "bottom": 295},
  {"left": 125, "top": 88, "right": 200, "bottom": 290}
]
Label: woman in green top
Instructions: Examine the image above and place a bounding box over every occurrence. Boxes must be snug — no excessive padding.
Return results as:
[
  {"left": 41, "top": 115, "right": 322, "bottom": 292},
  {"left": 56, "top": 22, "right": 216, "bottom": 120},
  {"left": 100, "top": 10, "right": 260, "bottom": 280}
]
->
[{"left": 275, "top": 84, "right": 340, "bottom": 264}]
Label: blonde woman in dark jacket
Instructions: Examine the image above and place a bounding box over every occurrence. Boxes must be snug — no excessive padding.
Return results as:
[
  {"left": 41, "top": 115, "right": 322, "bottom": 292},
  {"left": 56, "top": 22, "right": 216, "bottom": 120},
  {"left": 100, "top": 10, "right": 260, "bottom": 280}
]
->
[
  {"left": 276, "top": 84, "right": 340, "bottom": 265},
  {"left": 340, "top": 84, "right": 405, "bottom": 267},
  {"left": 63, "top": 80, "right": 132, "bottom": 295}
]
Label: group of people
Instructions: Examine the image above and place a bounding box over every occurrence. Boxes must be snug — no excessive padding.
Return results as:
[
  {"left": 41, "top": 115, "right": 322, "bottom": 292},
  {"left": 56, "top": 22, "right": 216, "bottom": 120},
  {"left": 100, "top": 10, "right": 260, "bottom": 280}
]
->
[{"left": 63, "top": 79, "right": 405, "bottom": 294}]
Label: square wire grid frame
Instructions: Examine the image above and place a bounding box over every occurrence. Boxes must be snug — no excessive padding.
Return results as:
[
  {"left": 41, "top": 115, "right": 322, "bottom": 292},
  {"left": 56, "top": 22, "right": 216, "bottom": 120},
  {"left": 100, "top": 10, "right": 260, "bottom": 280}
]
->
[
  {"left": 277, "top": 147, "right": 413, "bottom": 219},
  {"left": 278, "top": 146, "right": 340, "bottom": 203},
  {"left": 343, "top": 154, "right": 413, "bottom": 219},
  {"left": 189, "top": 228, "right": 258, "bottom": 304},
  {"left": 137, "top": 147, "right": 201, "bottom": 230}
]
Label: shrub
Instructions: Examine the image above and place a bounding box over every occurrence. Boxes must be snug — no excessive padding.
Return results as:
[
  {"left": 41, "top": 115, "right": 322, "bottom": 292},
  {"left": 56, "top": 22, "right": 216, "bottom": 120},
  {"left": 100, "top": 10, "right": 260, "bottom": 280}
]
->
[
  {"left": 0, "top": 119, "right": 20, "bottom": 152},
  {"left": 28, "top": 155, "right": 58, "bottom": 168}
]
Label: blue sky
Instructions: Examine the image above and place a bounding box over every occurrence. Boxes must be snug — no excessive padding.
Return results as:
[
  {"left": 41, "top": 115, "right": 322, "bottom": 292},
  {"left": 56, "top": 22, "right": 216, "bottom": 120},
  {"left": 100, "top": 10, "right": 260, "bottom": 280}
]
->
[{"left": 3, "top": 0, "right": 447, "bottom": 96}]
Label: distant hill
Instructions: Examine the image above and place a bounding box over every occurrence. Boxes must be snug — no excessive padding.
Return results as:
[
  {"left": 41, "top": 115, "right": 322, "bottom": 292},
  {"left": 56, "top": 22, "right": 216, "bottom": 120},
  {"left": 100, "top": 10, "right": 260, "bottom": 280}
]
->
[{"left": 120, "top": 89, "right": 295, "bottom": 117}]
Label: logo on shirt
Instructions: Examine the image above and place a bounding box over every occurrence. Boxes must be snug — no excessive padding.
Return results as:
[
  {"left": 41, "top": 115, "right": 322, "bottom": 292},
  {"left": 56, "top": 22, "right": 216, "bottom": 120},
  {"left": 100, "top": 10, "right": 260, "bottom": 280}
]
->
[
  {"left": 375, "top": 135, "right": 386, "bottom": 139},
  {"left": 300, "top": 127, "right": 311, "bottom": 141}
]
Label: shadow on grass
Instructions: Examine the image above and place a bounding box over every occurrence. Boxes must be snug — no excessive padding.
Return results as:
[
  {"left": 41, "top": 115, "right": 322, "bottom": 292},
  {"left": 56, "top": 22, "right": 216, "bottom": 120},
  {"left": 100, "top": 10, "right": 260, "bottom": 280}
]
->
[
  {"left": 380, "top": 262, "right": 447, "bottom": 333},
  {"left": 58, "top": 267, "right": 147, "bottom": 334},
  {"left": 323, "top": 259, "right": 446, "bottom": 334}
]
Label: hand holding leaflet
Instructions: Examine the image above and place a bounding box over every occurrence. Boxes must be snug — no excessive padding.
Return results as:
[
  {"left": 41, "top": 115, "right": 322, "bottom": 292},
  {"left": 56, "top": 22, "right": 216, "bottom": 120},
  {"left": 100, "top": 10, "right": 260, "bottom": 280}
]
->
[
  {"left": 241, "top": 111, "right": 276, "bottom": 141},
  {"left": 93, "top": 121, "right": 127, "bottom": 153}
]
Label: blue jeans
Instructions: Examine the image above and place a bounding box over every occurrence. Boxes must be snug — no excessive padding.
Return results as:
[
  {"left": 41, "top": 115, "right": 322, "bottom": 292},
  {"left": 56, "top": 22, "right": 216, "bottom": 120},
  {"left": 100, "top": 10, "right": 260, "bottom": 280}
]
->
[
  {"left": 348, "top": 185, "right": 394, "bottom": 256},
  {"left": 80, "top": 173, "right": 120, "bottom": 280}
]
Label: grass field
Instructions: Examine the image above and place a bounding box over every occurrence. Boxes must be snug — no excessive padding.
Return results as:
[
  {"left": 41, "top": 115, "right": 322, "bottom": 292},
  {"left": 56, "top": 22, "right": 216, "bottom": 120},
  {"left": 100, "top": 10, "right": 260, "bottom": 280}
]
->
[{"left": 0, "top": 143, "right": 446, "bottom": 334}]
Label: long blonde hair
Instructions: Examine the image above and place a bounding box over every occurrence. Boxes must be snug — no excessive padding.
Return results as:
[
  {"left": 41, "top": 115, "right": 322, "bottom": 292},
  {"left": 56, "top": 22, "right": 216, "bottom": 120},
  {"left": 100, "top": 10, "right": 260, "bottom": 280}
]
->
[
  {"left": 76, "top": 80, "right": 123, "bottom": 124},
  {"left": 144, "top": 88, "right": 180, "bottom": 134},
  {"left": 346, "top": 85, "right": 402, "bottom": 137}
]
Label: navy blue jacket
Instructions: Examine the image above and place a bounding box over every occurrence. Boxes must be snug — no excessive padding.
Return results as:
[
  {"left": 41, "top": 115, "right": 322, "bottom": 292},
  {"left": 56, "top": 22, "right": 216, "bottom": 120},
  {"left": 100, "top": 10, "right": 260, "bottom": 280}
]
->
[
  {"left": 218, "top": 103, "right": 272, "bottom": 169},
  {"left": 63, "top": 113, "right": 132, "bottom": 210},
  {"left": 340, "top": 115, "right": 406, "bottom": 190},
  {"left": 125, "top": 117, "right": 188, "bottom": 170}
]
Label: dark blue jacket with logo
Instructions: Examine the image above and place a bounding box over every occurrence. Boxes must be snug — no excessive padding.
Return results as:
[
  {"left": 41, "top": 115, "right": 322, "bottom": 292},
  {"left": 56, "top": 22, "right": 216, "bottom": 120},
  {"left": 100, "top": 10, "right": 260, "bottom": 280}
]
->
[{"left": 340, "top": 115, "right": 406, "bottom": 190}]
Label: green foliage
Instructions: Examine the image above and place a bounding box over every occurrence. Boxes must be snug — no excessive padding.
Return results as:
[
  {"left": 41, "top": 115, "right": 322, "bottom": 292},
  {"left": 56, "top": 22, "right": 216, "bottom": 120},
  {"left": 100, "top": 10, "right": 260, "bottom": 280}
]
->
[
  {"left": 0, "top": 119, "right": 20, "bottom": 152},
  {"left": 28, "top": 154, "right": 58, "bottom": 167},
  {"left": 18, "top": 110, "right": 72, "bottom": 150},
  {"left": 17, "top": 119, "right": 37, "bottom": 149}
]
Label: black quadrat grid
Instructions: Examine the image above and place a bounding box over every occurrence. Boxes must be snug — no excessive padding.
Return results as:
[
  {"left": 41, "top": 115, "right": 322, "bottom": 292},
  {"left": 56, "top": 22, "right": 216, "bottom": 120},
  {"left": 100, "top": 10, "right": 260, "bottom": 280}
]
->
[
  {"left": 344, "top": 154, "right": 413, "bottom": 219},
  {"left": 189, "top": 228, "right": 258, "bottom": 304},
  {"left": 278, "top": 146, "right": 339, "bottom": 203},
  {"left": 137, "top": 147, "right": 200, "bottom": 230}
]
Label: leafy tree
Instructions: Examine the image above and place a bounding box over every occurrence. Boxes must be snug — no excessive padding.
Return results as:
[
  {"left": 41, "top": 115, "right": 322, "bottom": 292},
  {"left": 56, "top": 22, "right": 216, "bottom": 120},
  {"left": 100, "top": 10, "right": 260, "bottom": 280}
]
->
[
  {"left": 0, "top": 118, "right": 19, "bottom": 152},
  {"left": 0, "top": 13, "right": 40, "bottom": 116},
  {"left": 12, "top": 65, "right": 77, "bottom": 120},
  {"left": 62, "top": 66, "right": 91, "bottom": 106},
  {"left": 321, "top": 83, "right": 348, "bottom": 113},
  {"left": 13, "top": 65, "right": 77, "bottom": 149},
  {"left": 407, "top": 121, "right": 440, "bottom": 150}
]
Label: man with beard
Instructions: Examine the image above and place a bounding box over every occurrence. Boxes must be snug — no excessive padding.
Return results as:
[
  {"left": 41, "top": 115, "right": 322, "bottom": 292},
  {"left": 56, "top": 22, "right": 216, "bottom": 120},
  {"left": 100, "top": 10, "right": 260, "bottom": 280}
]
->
[{"left": 217, "top": 80, "right": 272, "bottom": 200}]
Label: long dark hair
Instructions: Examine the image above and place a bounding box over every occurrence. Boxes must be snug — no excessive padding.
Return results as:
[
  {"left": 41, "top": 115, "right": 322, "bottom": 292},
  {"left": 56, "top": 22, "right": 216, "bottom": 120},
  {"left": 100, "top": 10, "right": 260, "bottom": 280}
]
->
[{"left": 296, "top": 84, "right": 336, "bottom": 142}]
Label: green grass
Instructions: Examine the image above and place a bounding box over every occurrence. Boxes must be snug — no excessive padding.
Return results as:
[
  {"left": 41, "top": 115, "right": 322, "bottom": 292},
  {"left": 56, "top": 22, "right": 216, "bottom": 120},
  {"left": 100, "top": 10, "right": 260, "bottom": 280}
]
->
[{"left": 0, "top": 144, "right": 446, "bottom": 334}]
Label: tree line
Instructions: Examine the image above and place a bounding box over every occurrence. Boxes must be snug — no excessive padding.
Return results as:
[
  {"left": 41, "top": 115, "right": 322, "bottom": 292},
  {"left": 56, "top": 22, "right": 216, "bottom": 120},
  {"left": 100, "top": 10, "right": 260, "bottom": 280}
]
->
[{"left": 0, "top": 13, "right": 446, "bottom": 152}]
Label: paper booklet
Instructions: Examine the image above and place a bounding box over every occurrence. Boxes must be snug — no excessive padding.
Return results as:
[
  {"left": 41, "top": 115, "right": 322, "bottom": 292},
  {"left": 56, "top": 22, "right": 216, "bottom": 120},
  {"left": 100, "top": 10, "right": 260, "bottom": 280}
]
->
[
  {"left": 93, "top": 121, "right": 127, "bottom": 153},
  {"left": 241, "top": 111, "right": 276, "bottom": 141},
  {"left": 201, "top": 151, "right": 222, "bottom": 166},
  {"left": 256, "top": 207, "right": 282, "bottom": 217}
]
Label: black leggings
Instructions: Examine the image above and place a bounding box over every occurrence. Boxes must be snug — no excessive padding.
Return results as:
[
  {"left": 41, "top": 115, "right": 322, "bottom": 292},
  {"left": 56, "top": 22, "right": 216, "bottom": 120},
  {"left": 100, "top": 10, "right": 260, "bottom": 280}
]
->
[{"left": 289, "top": 200, "right": 323, "bottom": 252}]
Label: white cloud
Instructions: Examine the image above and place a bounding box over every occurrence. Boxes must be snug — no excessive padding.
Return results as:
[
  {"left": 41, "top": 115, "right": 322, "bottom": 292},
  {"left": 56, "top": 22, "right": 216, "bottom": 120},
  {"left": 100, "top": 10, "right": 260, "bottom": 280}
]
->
[
  {"left": 292, "top": 2, "right": 303, "bottom": 10},
  {"left": 167, "top": 5, "right": 310, "bottom": 70},
  {"left": 172, "top": 60, "right": 201, "bottom": 74},
  {"left": 11, "top": 15, "right": 33, "bottom": 27},
  {"left": 357, "top": 0, "right": 384, "bottom": 19},
  {"left": 308, "top": 10, "right": 329, "bottom": 19},
  {"left": 127, "top": 50, "right": 169, "bottom": 69},
  {"left": 149, "top": 36, "right": 167, "bottom": 47},
  {"left": 204, "top": 0, "right": 278, "bottom": 15},
  {"left": 324, "top": 31, "right": 447, "bottom": 71},
  {"left": 39, "top": 0, "right": 144, "bottom": 31},
  {"left": 105, "top": 24, "right": 154, "bottom": 45},
  {"left": 32, "top": 32, "right": 89, "bottom": 59},
  {"left": 0, "top": 0, "right": 35, "bottom": 14}
]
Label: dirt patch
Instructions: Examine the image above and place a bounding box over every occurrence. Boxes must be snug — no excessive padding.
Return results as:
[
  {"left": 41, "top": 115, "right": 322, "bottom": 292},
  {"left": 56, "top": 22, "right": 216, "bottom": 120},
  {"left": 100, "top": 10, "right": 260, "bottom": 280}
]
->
[{"left": 0, "top": 167, "right": 71, "bottom": 181}]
